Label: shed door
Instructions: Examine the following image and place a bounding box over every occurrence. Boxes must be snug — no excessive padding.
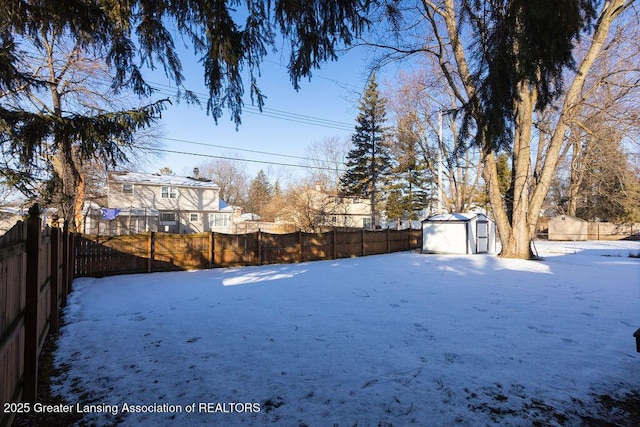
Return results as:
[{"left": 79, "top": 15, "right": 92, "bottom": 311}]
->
[{"left": 476, "top": 221, "right": 489, "bottom": 253}]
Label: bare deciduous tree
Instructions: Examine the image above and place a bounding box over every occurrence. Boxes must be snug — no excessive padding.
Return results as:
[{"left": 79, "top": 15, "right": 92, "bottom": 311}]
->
[
  {"left": 386, "top": 71, "right": 483, "bottom": 214},
  {"left": 302, "top": 136, "right": 349, "bottom": 193},
  {"left": 366, "top": 0, "right": 636, "bottom": 258},
  {"left": 196, "top": 157, "right": 249, "bottom": 207},
  {"left": 1, "top": 28, "right": 163, "bottom": 231}
]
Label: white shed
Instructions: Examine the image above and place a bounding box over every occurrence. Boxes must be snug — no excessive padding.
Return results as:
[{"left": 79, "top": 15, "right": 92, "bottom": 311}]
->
[{"left": 421, "top": 213, "right": 496, "bottom": 254}]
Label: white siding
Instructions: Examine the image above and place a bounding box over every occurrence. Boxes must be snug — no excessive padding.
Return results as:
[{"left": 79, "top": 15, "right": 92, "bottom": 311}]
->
[{"left": 422, "top": 222, "right": 468, "bottom": 254}]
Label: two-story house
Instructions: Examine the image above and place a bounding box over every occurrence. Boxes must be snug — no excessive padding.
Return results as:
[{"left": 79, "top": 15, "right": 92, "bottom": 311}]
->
[
  {"left": 285, "top": 185, "right": 373, "bottom": 231},
  {"left": 84, "top": 171, "right": 240, "bottom": 235}
]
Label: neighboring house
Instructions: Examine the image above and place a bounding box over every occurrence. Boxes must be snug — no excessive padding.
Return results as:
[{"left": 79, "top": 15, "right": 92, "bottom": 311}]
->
[
  {"left": 0, "top": 207, "right": 23, "bottom": 235},
  {"left": 290, "top": 186, "right": 373, "bottom": 231},
  {"left": 83, "top": 171, "right": 241, "bottom": 235}
]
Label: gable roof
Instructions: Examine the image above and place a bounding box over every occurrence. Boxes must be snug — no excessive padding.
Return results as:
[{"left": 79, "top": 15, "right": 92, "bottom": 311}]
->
[
  {"left": 422, "top": 212, "right": 493, "bottom": 223},
  {"left": 110, "top": 172, "right": 220, "bottom": 190},
  {"left": 549, "top": 215, "right": 587, "bottom": 223}
]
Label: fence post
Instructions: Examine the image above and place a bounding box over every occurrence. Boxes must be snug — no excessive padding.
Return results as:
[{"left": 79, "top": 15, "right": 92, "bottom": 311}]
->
[
  {"left": 297, "top": 230, "right": 303, "bottom": 262},
  {"left": 70, "top": 233, "right": 78, "bottom": 286},
  {"left": 387, "top": 228, "right": 390, "bottom": 253},
  {"left": 258, "top": 229, "right": 262, "bottom": 265},
  {"left": 333, "top": 228, "right": 337, "bottom": 260},
  {"left": 209, "top": 232, "right": 214, "bottom": 269},
  {"left": 147, "top": 231, "right": 155, "bottom": 273},
  {"left": 50, "top": 225, "right": 60, "bottom": 333},
  {"left": 61, "top": 222, "right": 69, "bottom": 305},
  {"left": 361, "top": 229, "right": 365, "bottom": 257},
  {"left": 24, "top": 204, "right": 41, "bottom": 403}
]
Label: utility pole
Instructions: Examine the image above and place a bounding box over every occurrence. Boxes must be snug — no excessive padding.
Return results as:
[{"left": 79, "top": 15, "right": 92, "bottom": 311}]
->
[{"left": 437, "top": 110, "right": 444, "bottom": 214}]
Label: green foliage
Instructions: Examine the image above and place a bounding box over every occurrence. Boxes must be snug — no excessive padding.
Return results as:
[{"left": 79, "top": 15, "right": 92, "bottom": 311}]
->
[
  {"left": 0, "top": 0, "right": 372, "bottom": 206},
  {"left": 390, "top": 110, "right": 433, "bottom": 219},
  {"left": 0, "top": 102, "right": 166, "bottom": 185},
  {"left": 340, "top": 76, "right": 393, "bottom": 199},
  {"left": 460, "top": 0, "right": 597, "bottom": 152},
  {"left": 1, "top": 0, "right": 372, "bottom": 125},
  {"left": 246, "top": 170, "right": 273, "bottom": 218},
  {"left": 385, "top": 188, "right": 406, "bottom": 220},
  {"left": 495, "top": 152, "right": 512, "bottom": 198}
]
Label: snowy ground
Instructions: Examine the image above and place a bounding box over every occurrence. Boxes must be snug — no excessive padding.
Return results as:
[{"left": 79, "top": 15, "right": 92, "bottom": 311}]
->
[{"left": 52, "top": 240, "right": 640, "bottom": 426}]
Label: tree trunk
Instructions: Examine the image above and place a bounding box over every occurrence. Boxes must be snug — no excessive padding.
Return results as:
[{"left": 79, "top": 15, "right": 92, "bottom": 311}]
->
[
  {"left": 567, "top": 138, "right": 582, "bottom": 217},
  {"left": 486, "top": 82, "right": 537, "bottom": 259},
  {"left": 73, "top": 171, "right": 86, "bottom": 232},
  {"left": 51, "top": 151, "right": 80, "bottom": 232}
]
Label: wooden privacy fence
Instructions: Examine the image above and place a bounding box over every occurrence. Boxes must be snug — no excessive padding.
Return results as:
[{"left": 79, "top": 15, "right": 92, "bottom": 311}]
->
[
  {"left": 0, "top": 205, "right": 75, "bottom": 427},
  {"left": 75, "top": 228, "right": 423, "bottom": 277}
]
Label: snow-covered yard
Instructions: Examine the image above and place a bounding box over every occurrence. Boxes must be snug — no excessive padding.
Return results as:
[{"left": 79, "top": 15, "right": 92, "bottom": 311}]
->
[{"left": 52, "top": 241, "right": 640, "bottom": 426}]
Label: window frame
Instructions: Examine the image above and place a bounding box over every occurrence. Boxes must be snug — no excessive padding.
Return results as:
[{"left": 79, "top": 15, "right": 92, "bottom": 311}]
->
[
  {"left": 159, "top": 212, "right": 177, "bottom": 224},
  {"left": 209, "top": 212, "right": 230, "bottom": 228},
  {"left": 161, "top": 186, "right": 178, "bottom": 199}
]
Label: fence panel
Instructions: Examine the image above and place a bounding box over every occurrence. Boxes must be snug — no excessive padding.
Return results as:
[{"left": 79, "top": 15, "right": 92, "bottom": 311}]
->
[
  {"left": 76, "top": 235, "right": 149, "bottom": 276},
  {"left": 0, "top": 221, "right": 26, "bottom": 426},
  {"left": 76, "top": 228, "right": 423, "bottom": 276},
  {"left": 0, "top": 207, "right": 74, "bottom": 427},
  {"left": 300, "top": 232, "right": 331, "bottom": 261},
  {"left": 364, "top": 230, "right": 388, "bottom": 255},
  {"left": 261, "top": 232, "right": 301, "bottom": 265},
  {"left": 213, "top": 233, "right": 259, "bottom": 267},
  {"left": 154, "top": 233, "right": 209, "bottom": 271},
  {"left": 334, "top": 230, "right": 362, "bottom": 259}
]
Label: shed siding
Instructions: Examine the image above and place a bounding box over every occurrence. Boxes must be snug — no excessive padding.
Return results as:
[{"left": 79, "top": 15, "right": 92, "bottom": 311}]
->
[
  {"left": 421, "top": 213, "right": 496, "bottom": 254},
  {"left": 422, "top": 222, "right": 468, "bottom": 254},
  {"left": 548, "top": 216, "right": 588, "bottom": 241}
]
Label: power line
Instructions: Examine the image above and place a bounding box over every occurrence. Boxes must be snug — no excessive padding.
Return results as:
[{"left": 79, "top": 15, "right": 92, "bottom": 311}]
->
[
  {"left": 160, "top": 136, "right": 345, "bottom": 166},
  {"left": 263, "top": 58, "right": 365, "bottom": 92},
  {"left": 148, "top": 80, "right": 355, "bottom": 131},
  {"left": 140, "top": 145, "right": 347, "bottom": 172}
]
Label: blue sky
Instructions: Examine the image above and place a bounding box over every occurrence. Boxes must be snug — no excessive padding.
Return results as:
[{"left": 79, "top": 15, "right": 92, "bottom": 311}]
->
[{"left": 141, "top": 45, "right": 378, "bottom": 182}]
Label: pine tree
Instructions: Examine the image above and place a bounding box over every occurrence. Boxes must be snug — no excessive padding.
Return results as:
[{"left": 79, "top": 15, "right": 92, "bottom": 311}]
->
[
  {"left": 1, "top": 0, "right": 370, "bottom": 229},
  {"left": 390, "top": 110, "right": 432, "bottom": 221},
  {"left": 340, "top": 75, "right": 392, "bottom": 229},
  {"left": 1, "top": 0, "right": 371, "bottom": 165},
  {"left": 246, "top": 170, "right": 273, "bottom": 220},
  {"left": 384, "top": 188, "right": 407, "bottom": 224}
]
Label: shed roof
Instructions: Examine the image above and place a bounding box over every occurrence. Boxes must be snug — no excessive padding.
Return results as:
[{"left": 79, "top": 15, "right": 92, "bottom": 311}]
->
[
  {"left": 549, "top": 215, "right": 587, "bottom": 223},
  {"left": 422, "top": 212, "right": 491, "bottom": 222}
]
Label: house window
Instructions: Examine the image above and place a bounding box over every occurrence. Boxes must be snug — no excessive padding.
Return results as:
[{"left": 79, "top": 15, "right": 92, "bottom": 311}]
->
[
  {"left": 161, "top": 186, "right": 177, "bottom": 199},
  {"left": 160, "top": 212, "right": 176, "bottom": 223},
  {"left": 190, "top": 213, "right": 199, "bottom": 222},
  {"left": 363, "top": 217, "right": 372, "bottom": 229},
  {"left": 209, "top": 213, "right": 230, "bottom": 228},
  {"left": 122, "top": 184, "right": 133, "bottom": 194}
]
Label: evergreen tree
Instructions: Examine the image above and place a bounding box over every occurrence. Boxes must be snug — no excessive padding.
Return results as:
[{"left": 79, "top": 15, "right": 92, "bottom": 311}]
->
[
  {"left": 384, "top": 188, "right": 407, "bottom": 224},
  {"left": 246, "top": 170, "right": 273, "bottom": 219},
  {"left": 390, "top": 110, "right": 432, "bottom": 221},
  {"left": 1, "top": 0, "right": 371, "bottom": 176},
  {"left": 340, "top": 75, "right": 392, "bottom": 228}
]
